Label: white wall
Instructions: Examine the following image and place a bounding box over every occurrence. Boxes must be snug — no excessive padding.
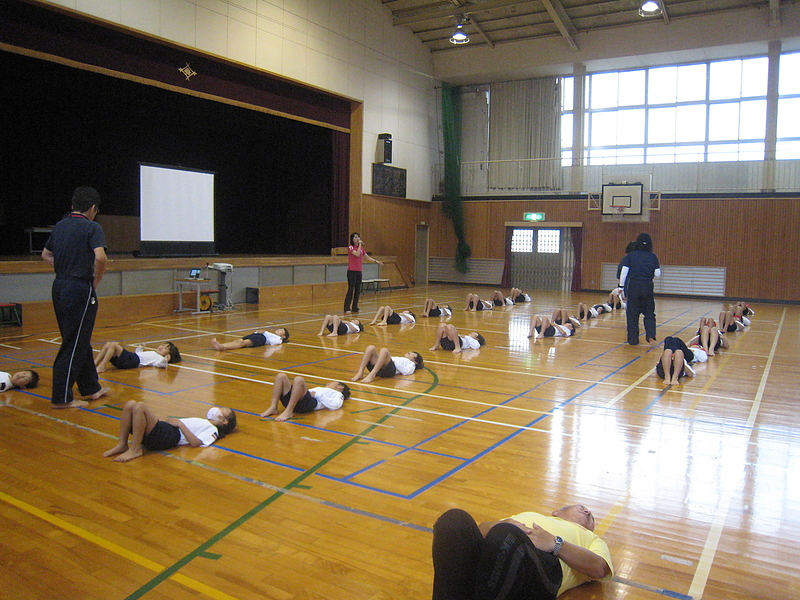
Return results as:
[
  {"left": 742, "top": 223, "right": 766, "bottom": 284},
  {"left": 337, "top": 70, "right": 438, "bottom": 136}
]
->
[{"left": 46, "top": 0, "right": 438, "bottom": 201}]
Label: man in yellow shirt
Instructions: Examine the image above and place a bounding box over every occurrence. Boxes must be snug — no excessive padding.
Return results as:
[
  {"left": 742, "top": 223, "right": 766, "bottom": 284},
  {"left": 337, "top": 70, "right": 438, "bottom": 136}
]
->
[{"left": 432, "top": 505, "right": 613, "bottom": 600}]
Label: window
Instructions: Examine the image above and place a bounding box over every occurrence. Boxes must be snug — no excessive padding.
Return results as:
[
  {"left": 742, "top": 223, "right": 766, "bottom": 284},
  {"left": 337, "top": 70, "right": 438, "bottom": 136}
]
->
[
  {"left": 571, "top": 56, "right": 775, "bottom": 165},
  {"left": 777, "top": 52, "right": 800, "bottom": 159},
  {"left": 511, "top": 229, "right": 533, "bottom": 252},
  {"left": 537, "top": 230, "right": 561, "bottom": 253}
]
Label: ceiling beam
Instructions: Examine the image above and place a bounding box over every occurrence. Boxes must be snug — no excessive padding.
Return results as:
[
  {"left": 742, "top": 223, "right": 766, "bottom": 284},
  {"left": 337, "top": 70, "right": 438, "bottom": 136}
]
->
[
  {"left": 392, "top": 0, "right": 534, "bottom": 27},
  {"left": 468, "top": 17, "right": 496, "bottom": 48},
  {"left": 769, "top": 0, "right": 781, "bottom": 25},
  {"left": 540, "top": 0, "right": 578, "bottom": 51}
]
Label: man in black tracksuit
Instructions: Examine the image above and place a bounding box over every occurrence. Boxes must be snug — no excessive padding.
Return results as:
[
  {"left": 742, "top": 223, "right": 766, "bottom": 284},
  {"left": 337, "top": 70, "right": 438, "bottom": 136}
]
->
[
  {"left": 619, "top": 232, "right": 661, "bottom": 345},
  {"left": 41, "top": 187, "right": 108, "bottom": 408}
]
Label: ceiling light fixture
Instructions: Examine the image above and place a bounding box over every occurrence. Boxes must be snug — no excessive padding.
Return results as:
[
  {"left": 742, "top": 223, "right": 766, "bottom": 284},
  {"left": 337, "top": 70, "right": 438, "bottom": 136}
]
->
[
  {"left": 449, "top": 16, "right": 470, "bottom": 45},
  {"left": 638, "top": 1, "right": 662, "bottom": 17}
]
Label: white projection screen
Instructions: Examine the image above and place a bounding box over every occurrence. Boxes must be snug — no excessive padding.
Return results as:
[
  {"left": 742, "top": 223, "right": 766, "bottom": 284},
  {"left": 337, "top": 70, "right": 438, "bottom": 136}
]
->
[{"left": 139, "top": 164, "right": 216, "bottom": 255}]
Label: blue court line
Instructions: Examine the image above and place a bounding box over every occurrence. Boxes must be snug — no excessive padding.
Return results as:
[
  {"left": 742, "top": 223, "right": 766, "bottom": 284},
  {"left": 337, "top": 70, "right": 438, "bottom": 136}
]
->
[{"left": 315, "top": 308, "right": 729, "bottom": 497}]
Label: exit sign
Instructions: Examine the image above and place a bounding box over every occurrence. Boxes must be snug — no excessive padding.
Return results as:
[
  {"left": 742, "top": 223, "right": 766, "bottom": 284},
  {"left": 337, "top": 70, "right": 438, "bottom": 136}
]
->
[{"left": 523, "top": 212, "right": 545, "bottom": 221}]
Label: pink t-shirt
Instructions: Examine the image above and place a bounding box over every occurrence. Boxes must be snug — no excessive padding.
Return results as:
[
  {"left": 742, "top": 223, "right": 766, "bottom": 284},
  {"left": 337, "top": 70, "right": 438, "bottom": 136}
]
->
[{"left": 347, "top": 245, "right": 366, "bottom": 271}]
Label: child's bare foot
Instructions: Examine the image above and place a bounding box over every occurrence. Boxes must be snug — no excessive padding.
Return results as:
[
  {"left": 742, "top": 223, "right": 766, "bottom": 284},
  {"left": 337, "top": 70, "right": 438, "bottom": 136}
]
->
[
  {"left": 274, "top": 411, "right": 293, "bottom": 422},
  {"left": 452, "top": 348, "right": 461, "bottom": 354},
  {"left": 327, "top": 332, "right": 339, "bottom": 337},
  {"left": 377, "top": 322, "right": 387, "bottom": 326},
  {"left": 86, "top": 387, "right": 110, "bottom": 401},
  {"left": 430, "top": 345, "right": 439, "bottom": 351},
  {"left": 96, "top": 365, "right": 108, "bottom": 373},
  {"left": 669, "top": 378, "right": 681, "bottom": 386},
  {"left": 103, "top": 443, "right": 128, "bottom": 457},
  {"left": 114, "top": 447, "right": 144, "bottom": 462},
  {"left": 53, "top": 399, "right": 89, "bottom": 409},
  {"left": 211, "top": 338, "right": 224, "bottom": 351},
  {"left": 351, "top": 373, "right": 363, "bottom": 382},
  {"left": 361, "top": 375, "right": 376, "bottom": 384},
  {"left": 259, "top": 407, "right": 279, "bottom": 418}
]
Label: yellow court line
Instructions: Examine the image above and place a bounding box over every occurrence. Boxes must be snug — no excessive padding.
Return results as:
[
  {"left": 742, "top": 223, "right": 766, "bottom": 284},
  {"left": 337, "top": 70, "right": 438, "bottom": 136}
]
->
[
  {"left": 0, "top": 489, "right": 243, "bottom": 600},
  {"left": 687, "top": 308, "right": 786, "bottom": 600}
]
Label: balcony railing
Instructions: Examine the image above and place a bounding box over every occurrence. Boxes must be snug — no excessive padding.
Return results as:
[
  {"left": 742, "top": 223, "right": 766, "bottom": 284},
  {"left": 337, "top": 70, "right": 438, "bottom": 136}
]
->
[{"left": 433, "top": 156, "right": 800, "bottom": 196}]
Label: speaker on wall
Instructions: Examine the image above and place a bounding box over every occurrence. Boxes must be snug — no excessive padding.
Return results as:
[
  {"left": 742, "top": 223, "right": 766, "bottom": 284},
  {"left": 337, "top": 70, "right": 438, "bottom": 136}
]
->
[{"left": 377, "top": 133, "right": 392, "bottom": 164}]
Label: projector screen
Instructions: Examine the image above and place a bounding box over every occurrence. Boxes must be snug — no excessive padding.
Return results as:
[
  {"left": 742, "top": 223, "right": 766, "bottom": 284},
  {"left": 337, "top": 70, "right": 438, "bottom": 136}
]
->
[{"left": 139, "top": 164, "right": 216, "bottom": 255}]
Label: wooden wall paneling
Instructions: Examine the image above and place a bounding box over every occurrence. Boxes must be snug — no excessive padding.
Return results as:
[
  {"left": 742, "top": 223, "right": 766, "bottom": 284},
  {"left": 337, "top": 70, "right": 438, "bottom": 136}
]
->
[
  {"left": 424, "top": 196, "right": 800, "bottom": 302},
  {"left": 360, "top": 194, "right": 432, "bottom": 285}
]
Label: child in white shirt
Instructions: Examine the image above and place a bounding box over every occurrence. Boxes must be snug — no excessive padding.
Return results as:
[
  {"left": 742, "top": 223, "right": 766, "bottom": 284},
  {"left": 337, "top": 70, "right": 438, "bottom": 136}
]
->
[
  {"left": 260, "top": 373, "right": 351, "bottom": 422},
  {"left": 95, "top": 341, "right": 181, "bottom": 372},
  {"left": 351, "top": 345, "right": 424, "bottom": 384},
  {"left": 102, "top": 400, "right": 236, "bottom": 462},
  {"left": 211, "top": 328, "right": 289, "bottom": 350},
  {"left": 430, "top": 323, "right": 486, "bottom": 354},
  {"left": 0, "top": 369, "right": 39, "bottom": 391}
]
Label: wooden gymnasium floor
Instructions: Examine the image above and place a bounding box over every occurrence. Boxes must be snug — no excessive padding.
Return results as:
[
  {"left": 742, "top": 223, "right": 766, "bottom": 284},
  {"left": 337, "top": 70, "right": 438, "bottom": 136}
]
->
[{"left": 1, "top": 284, "right": 798, "bottom": 600}]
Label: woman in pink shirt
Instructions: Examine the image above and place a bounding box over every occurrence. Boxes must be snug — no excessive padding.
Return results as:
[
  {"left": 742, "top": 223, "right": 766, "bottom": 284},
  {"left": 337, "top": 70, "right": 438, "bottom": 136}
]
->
[{"left": 343, "top": 232, "right": 382, "bottom": 313}]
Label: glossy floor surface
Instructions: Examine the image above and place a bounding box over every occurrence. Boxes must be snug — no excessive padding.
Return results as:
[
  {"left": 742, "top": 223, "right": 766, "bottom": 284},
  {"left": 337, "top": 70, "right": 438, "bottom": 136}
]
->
[{"left": 1, "top": 285, "right": 798, "bottom": 600}]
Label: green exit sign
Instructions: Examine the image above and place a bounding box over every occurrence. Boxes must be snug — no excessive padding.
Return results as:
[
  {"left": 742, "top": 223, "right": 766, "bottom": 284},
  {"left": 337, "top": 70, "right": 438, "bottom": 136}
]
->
[{"left": 523, "top": 212, "right": 545, "bottom": 221}]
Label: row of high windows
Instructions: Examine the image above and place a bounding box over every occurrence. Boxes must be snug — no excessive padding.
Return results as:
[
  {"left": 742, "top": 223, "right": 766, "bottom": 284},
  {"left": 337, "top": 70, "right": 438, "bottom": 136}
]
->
[{"left": 561, "top": 52, "right": 800, "bottom": 165}]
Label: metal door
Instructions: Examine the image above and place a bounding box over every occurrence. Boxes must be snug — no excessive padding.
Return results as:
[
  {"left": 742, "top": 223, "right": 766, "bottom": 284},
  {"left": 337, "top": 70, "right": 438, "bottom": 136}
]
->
[{"left": 509, "top": 227, "right": 574, "bottom": 291}]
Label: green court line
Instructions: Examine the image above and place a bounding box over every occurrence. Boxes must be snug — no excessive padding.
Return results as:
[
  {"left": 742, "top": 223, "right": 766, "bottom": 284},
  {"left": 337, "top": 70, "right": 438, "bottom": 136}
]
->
[
  {"left": 197, "top": 552, "right": 222, "bottom": 560},
  {"left": 124, "top": 367, "right": 439, "bottom": 600}
]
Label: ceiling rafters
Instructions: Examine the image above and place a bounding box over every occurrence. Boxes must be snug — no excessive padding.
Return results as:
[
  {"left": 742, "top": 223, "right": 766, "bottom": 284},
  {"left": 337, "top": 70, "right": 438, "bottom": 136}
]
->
[
  {"left": 391, "top": 0, "right": 534, "bottom": 27},
  {"left": 383, "top": 0, "right": 781, "bottom": 54},
  {"left": 540, "top": 0, "right": 578, "bottom": 50}
]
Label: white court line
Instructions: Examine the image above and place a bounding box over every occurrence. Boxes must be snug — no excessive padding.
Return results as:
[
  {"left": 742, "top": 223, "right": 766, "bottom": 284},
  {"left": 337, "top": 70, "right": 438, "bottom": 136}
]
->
[{"left": 687, "top": 307, "right": 786, "bottom": 600}]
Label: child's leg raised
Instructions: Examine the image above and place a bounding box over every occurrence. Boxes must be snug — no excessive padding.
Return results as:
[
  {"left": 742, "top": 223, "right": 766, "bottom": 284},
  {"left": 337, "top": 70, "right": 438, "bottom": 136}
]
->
[
  {"left": 668, "top": 350, "right": 685, "bottom": 386},
  {"left": 362, "top": 347, "right": 392, "bottom": 383},
  {"left": 96, "top": 341, "right": 124, "bottom": 372},
  {"left": 261, "top": 373, "right": 292, "bottom": 417},
  {"left": 318, "top": 315, "right": 333, "bottom": 336},
  {"left": 660, "top": 350, "right": 673, "bottom": 385},
  {"left": 352, "top": 345, "right": 378, "bottom": 381},
  {"left": 274, "top": 376, "right": 309, "bottom": 421}
]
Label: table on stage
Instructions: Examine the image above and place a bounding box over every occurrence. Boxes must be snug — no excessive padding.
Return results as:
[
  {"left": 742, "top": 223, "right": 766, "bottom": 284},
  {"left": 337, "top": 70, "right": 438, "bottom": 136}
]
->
[
  {"left": 24, "top": 227, "right": 53, "bottom": 254},
  {"left": 174, "top": 279, "right": 214, "bottom": 314}
]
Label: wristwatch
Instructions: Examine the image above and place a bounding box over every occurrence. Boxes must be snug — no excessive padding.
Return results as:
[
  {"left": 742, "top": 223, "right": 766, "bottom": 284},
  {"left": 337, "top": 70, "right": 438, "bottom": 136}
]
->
[{"left": 552, "top": 536, "right": 563, "bottom": 557}]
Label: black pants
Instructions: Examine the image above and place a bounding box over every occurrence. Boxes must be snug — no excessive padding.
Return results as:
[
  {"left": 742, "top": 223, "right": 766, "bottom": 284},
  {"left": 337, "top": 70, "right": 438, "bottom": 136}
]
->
[
  {"left": 625, "top": 279, "right": 656, "bottom": 345},
  {"left": 50, "top": 278, "right": 102, "bottom": 404},
  {"left": 432, "top": 509, "right": 562, "bottom": 600},
  {"left": 344, "top": 269, "right": 362, "bottom": 312}
]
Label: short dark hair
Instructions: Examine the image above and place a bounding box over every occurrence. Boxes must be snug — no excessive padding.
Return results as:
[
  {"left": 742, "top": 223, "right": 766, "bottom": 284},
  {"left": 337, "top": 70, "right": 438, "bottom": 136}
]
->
[
  {"left": 216, "top": 409, "right": 237, "bottom": 438},
  {"left": 280, "top": 328, "right": 290, "bottom": 342},
  {"left": 410, "top": 352, "right": 424, "bottom": 370},
  {"left": 166, "top": 342, "right": 181, "bottom": 364},
  {"left": 25, "top": 370, "right": 40, "bottom": 388},
  {"left": 475, "top": 333, "right": 486, "bottom": 347},
  {"left": 71, "top": 186, "right": 101, "bottom": 213},
  {"left": 339, "top": 383, "right": 351, "bottom": 400}
]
